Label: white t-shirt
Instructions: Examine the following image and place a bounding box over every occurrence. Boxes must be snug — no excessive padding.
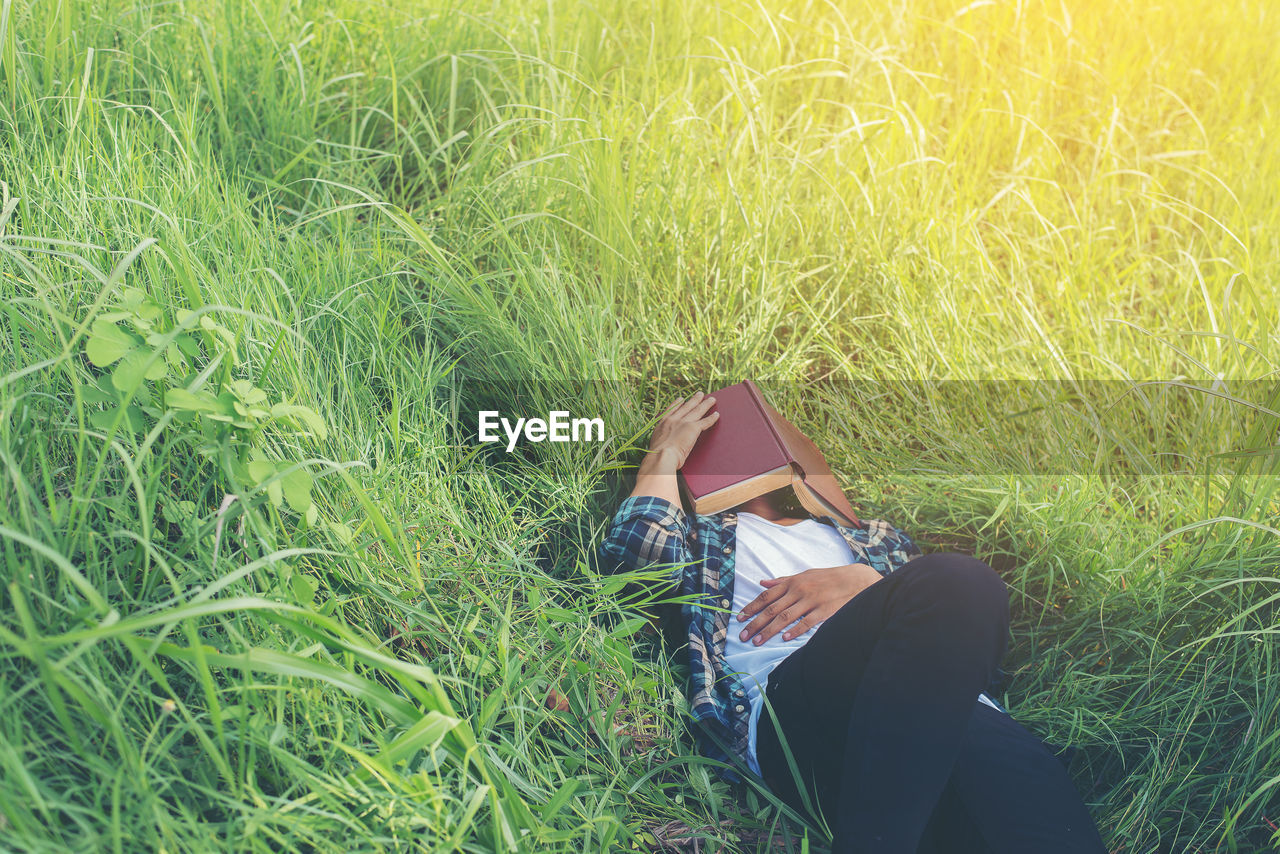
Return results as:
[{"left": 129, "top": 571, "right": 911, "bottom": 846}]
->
[{"left": 723, "top": 512, "right": 1002, "bottom": 775}]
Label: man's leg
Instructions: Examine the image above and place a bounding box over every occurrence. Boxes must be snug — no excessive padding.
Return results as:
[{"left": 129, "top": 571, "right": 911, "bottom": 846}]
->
[
  {"left": 915, "top": 771, "right": 990, "bottom": 854},
  {"left": 931, "top": 703, "right": 1108, "bottom": 853},
  {"left": 755, "top": 552, "right": 1010, "bottom": 853}
]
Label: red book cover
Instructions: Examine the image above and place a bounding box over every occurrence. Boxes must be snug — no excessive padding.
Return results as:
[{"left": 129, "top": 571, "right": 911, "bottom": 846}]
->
[
  {"left": 677, "top": 380, "right": 861, "bottom": 527},
  {"left": 678, "top": 381, "right": 789, "bottom": 498}
]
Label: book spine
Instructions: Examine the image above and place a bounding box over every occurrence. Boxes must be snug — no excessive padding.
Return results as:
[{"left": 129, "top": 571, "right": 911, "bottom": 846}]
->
[{"left": 746, "top": 380, "right": 795, "bottom": 464}]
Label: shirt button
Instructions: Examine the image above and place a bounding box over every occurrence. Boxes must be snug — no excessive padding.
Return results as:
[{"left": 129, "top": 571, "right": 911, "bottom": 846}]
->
[
  {"left": 722, "top": 545, "right": 731, "bottom": 555},
  {"left": 735, "top": 689, "right": 745, "bottom": 697},
  {"left": 720, "top": 598, "right": 730, "bottom": 608},
  {"left": 734, "top": 704, "right": 745, "bottom": 713}
]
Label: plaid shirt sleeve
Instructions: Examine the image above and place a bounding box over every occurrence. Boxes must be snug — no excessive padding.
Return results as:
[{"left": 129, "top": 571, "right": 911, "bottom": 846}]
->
[
  {"left": 598, "top": 495, "right": 694, "bottom": 574},
  {"left": 832, "top": 516, "right": 922, "bottom": 577}
]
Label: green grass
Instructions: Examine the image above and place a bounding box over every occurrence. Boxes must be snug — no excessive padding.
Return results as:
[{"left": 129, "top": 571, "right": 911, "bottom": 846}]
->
[{"left": 1, "top": 0, "right": 1278, "bottom": 850}]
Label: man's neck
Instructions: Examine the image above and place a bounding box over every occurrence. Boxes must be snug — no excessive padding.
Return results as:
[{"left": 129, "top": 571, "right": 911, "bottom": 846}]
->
[{"left": 735, "top": 493, "right": 807, "bottom": 526}]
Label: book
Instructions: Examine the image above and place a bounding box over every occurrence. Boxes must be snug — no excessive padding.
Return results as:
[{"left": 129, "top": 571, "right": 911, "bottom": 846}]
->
[{"left": 677, "top": 380, "right": 862, "bottom": 528}]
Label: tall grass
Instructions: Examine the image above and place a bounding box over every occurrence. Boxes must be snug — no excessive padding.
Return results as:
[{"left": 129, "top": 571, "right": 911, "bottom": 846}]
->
[{"left": 1, "top": 0, "right": 1277, "bottom": 850}]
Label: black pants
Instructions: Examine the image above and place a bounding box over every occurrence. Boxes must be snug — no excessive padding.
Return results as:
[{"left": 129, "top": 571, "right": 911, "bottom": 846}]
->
[{"left": 755, "top": 553, "right": 1107, "bottom": 854}]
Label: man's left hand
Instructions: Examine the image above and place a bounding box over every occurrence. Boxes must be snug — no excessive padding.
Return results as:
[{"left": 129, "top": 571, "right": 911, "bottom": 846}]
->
[{"left": 737, "top": 564, "right": 882, "bottom": 645}]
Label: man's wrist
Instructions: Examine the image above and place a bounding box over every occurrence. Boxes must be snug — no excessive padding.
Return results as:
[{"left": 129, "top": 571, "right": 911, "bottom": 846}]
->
[
  {"left": 639, "top": 446, "right": 681, "bottom": 475},
  {"left": 630, "top": 446, "right": 684, "bottom": 505},
  {"left": 834, "top": 562, "right": 881, "bottom": 589}
]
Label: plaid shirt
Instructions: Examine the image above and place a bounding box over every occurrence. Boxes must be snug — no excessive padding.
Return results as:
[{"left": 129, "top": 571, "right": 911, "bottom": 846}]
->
[{"left": 598, "top": 494, "right": 922, "bottom": 779}]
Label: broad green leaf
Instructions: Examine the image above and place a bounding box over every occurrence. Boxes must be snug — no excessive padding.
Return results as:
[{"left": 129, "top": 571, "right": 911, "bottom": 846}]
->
[
  {"left": 128, "top": 312, "right": 154, "bottom": 333},
  {"left": 165, "top": 387, "right": 221, "bottom": 414},
  {"left": 135, "top": 300, "right": 162, "bottom": 322},
  {"left": 161, "top": 499, "right": 197, "bottom": 526},
  {"left": 144, "top": 352, "right": 168, "bottom": 381},
  {"left": 85, "top": 320, "right": 138, "bottom": 367},
  {"left": 326, "top": 520, "right": 354, "bottom": 545},
  {"left": 229, "top": 380, "right": 268, "bottom": 406},
  {"left": 111, "top": 349, "right": 154, "bottom": 391},
  {"left": 610, "top": 617, "right": 648, "bottom": 638},
  {"left": 81, "top": 377, "right": 117, "bottom": 405},
  {"left": 120, "top": 287, "right": 146, "bottom": 310},
  {"left": 280, "top": 466, "right": 313, "bottom": 514},
  {"left": 246, "top": 459, "right": 275, "bottom": 484},
  {"left": 597, "top": 576, "right": 626, "bottom": 598},
  {"left": 233, "top": 399, "right": 270, "bottom": 420},
  {"left": 89, "top": 407, "right": 116, "bottom": 431},
  {"left": 542, "top": 607, "right": 577, "bottom": 623},
  {"left": 90, "top": 405, "right": 146, "bottom": 434},
  {"left": 175, "top": 333, "right": 200, "bottom": 357},
  {"left": 246, "top": 460, "right": 283, "bottom": 507},
  {"left": 289, "top": 571, "right": 318, "bottom": 604},
  {"left": 207, "top": 391, "right": 242, "bottom": 424},
  {"left": 165, "top": 343, "right": 187, "bottom": 369}
]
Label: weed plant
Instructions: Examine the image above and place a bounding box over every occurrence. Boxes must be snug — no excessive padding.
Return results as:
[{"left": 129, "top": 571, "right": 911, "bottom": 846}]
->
[{"left": 1, "top": 0, "right": 1277, "bottom": 851}]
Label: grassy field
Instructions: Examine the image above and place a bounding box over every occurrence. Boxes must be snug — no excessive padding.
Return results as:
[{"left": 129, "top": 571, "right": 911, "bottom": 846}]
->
[{"left": 2, "top": 0, "right": 1278, "bottom": 850}]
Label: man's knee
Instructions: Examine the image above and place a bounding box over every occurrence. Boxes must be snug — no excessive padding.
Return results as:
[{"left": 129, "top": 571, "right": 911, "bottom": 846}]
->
[{"left": 897, "top": 552, "right": 1009, "bottom": 625}]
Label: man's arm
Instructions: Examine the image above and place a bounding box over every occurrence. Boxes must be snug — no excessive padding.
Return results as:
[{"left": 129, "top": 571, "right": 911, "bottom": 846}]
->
[
  {"left": 629, "top": 445, "right": 683, "bottom": 506},
  {"left": 737, "top": 563, "right": 882, "bottom": 645},
  {"left": 598, "top": 393, "right": 719, "bottom": 574},
  {"left": 736, "top": 520, "right": 922, "bottom": 644},
  {"left": 629, "top": 392, "right": 718, "bottom": 505}
]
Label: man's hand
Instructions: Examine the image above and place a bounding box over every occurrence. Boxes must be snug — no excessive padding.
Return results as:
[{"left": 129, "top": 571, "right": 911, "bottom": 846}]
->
[
  {"left": 629, "top": 392, "right": 719, "bottom": 505},
  {"left": 737, "top": 563, "right": 882, "bottom": 645},
  {"left": 646, "top": 392, "right": 719, "bottom": 469}
]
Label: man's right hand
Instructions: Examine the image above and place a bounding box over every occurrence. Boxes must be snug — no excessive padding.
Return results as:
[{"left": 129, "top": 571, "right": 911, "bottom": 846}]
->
[
  {"left": 647, "top": 392, "right": 719, "bottom": 469},
  {"left": 629, "top": 392, "right": 719, "bottom": 505}
]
